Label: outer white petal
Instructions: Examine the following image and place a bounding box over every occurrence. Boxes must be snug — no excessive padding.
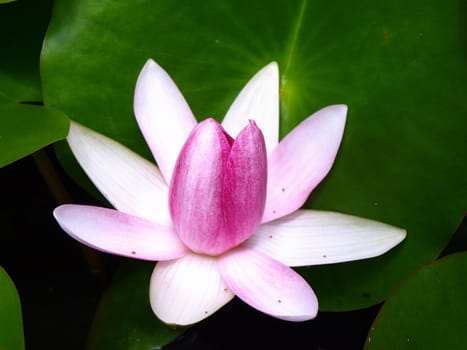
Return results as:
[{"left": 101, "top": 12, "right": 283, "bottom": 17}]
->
[
  {"left": 262, "top": 105, "right": 347, "bottom": 223},
  {"left": 54, "top": 205, "right": 187, "bottom": 260},
  {"left": 221, "top": 62, "right": 279, "bottom": 155},
  {"left": 218, "top": 247, "right": 318, "bottom": 321},
  {"left": 67, "top": 121, "right": 171, "bottom": 224},
  {"left": 247, "top": 210, "right": 407, "bottom": 267},
  {"left": 134, "top": 59, "right": 198, "bottom": 182},
  {"left": 150, "top": 253, "right": 234, "bottom": 325}
]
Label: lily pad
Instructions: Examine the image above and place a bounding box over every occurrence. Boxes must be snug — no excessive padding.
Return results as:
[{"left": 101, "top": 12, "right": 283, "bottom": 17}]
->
[
  {"left": 41, "top": 0, "right": 467, "bottom": 311},
  {"left": 0, "top": 0, "right": 53, "bottom": 101},
  {"left": 0, "top": 99, "right": 69, "bottom": 167},
  {"left": 86, "top": 260, "right": 179, "bottom": 349},
  {"left": 0, "top": 266, "right": 24, "bottom": 350},
  {"left": 365, "top": 252, "right": 467, "bottom": 349}
]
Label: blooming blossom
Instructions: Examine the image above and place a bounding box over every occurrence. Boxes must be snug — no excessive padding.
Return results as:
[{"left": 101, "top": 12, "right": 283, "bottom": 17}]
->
[{"left": 54, "top": 59, "right": 406, "bottom": 325}]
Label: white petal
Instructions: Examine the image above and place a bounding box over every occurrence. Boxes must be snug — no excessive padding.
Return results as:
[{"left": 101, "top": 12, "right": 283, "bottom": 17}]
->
[
  {"left": 149, "top": 253, "right": 234, "bottom": 325},
  {"left": 247, "top": 210, "right": 406, "bottom": 266},
  {"left": 134, "top": 59, "right": 198, "bottom": 182},
  {"left": 222, "top": 62, "right": 279, "bottom": 155},
  {"left": 262, "top": 105, "right": 347, "bottom": 223},
  {"left": 54, "top": 205, "right": 187, "bottom": 260},
  {"left": 67, "top": 121, "right": 171, "bottom": 224},
  {"left": 218, "top": 247, "right": 318, "bottom": 321}
]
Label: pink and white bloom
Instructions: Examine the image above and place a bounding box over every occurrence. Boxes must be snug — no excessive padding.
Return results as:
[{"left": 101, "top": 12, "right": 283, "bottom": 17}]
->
[{"left": 54, "top": 59, "right": 406, "bottom": 325}]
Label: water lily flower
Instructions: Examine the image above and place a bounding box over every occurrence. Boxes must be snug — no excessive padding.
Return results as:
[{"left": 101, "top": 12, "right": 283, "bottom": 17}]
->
[{"left": 54, "top": 59, "right": 406, "bottom": 325}]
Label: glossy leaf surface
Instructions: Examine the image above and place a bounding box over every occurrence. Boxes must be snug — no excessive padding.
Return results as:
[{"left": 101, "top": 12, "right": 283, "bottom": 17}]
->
[
  {"left": 0, "top": 266, "right": 24, "bottom": 350},
  {"left": 87, "top": 261, "right": 179, "bottom": 350},
  {"left": 0, "top": 99, "right": 69, "bottom": 167},
  {"left": 365, "top": 253, "right": 467, "bottom": 349},
  {"left": 0, "top": 0, "right": 52, "bottom": 101}
]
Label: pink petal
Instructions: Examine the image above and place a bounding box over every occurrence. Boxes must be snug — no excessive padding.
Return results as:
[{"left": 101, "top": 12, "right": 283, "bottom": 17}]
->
[
  {"left": 262, "top": 105, "right": 347, "bottom": 223},
  {"left": 222, "top": 62, "right": 279, "bottom": 155},
  {"left": 248, "top": 210, "right": 406, "bottom": 266},
  {"left": 218, "top": 247, "right": 318, "bottom": 321},
  {"left": 53, "top": 204, "right": 187, "bottom": 261},
  {"left": 169, "top": 119, "right": 233, "bottom": 255},
  {"left": 134, "top": 59, "right": 198, "bottom": 182},
  {"left": 67, "top": 121, "right": 171, "bottom": 225},
  {"left": 150, "top": 253, "right": 234, "bottom": 325},
  {"left": 223, "top": 120, "right": 268, "bottom": 247}
]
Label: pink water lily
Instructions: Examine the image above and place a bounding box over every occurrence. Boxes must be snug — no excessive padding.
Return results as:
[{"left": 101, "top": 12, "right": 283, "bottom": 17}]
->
[{"left": 54, "top": 59, "right": 406, "bottom": 325}]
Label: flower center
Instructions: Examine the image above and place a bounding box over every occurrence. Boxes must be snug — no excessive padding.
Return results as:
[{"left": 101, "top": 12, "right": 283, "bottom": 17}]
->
[{"left": 168, "top": 118, "right": 267, "bottom": 255}]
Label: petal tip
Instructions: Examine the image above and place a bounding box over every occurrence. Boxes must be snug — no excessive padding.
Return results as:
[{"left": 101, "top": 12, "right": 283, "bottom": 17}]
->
[
  {"left": 382, "top": 225, "right": 407, "bottom": 252},
  {"left": 52, "top": 206, "right": 61, "bottom": 220},
  {"left": 141, "top": 58, "right": 158, "bottom": 73},
  {"left": 394, "top": 227, "right": 408, "bottom": 245},
  {"left": 316, "top": 104, "right": 348, "bottom": 137},
  {"left": 263, "top": 61, "right": 279, "bottom": 75},
  {"left": 374, "top": 226, "right": 407, "bottom": 258},
  {"left": 255, "top": 61, "right": 279, "bottom": 86},
  {"left": 135, "top": 58, "right": 166, "bottom": 91},
  {"left": 53, "top": 204, "right": 71, "bottom": 221},
  {"left": 326, "top": 104, "right": 348, "bottom": 121},
  {"left": 336, "top": 103, "right": 348, "bottom": 115}
]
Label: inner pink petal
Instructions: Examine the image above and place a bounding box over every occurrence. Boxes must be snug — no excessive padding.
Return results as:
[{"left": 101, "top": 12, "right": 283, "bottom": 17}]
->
[
  {"left": 169, "top": 118, "right": 268, "bottom": 256},
  {"left": 222, "top": 120, "right": 267, "bottom": 247},
  {"left": 169, "top": 119, "right": 233, "bottom": 255}
]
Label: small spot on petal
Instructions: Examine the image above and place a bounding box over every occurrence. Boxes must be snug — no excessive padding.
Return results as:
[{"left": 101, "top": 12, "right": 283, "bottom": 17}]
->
[
  {"left": 269, "top": 234, "right": 273, "bottom": 239},
  {"left": 322, "top": 254, "right": 327, "bottom": 258},
  {"left": 204, "top": 310, "right": 209, "bottom": 314},
  {"left": 131, "top": 251, "right": 136, "bottom": 255},
  {"left": 272, "top": 210, "right": 277, "bottom": 214},
  {"left": 281, "top": 187, "right": 285, "bottom": 192},
  {"left": 223, "top": 288, "right": 228, "bottom": 292},
  {"left": 277, "top": 299, "right": 282, "bottom": 303}
]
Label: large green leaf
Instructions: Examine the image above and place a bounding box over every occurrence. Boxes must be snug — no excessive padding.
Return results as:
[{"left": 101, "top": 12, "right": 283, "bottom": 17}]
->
[
  {"left": 365, "top": 252, "right": 467, "bottom": 349},
  {"left": 0, "top": 0, "right": 53, "bottom": 101},
  {"left": 0, "top": 98, "right": 69, "bottom": 167},
  {"left": 41, "top": 0, "right": 466, "bottom": 311},
  {"left": 0, "top": 0, "right": 66, "bottom": 165},
  {"left": 86, "top": 261, "right": 179, "bottom": 350},
  {"left": 0, "top": 266, "right": 24, "bottom": 350}
]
